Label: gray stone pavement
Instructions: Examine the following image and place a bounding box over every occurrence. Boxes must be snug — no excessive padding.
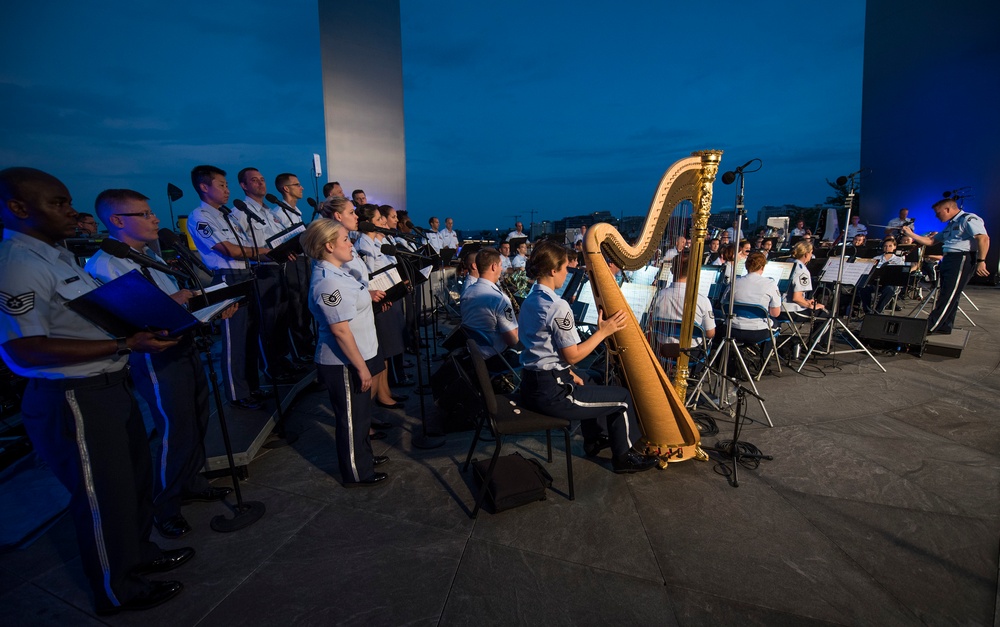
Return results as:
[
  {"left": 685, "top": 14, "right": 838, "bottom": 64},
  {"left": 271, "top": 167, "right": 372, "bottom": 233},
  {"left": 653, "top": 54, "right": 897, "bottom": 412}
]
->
[{"left": 1, "top": 287, "right": 998, "bottom": 626}]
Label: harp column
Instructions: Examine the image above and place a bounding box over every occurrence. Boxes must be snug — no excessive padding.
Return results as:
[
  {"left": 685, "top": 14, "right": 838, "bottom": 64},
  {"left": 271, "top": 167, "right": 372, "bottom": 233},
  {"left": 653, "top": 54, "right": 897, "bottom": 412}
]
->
[{"left": 673, "top": 150, "right": 722, "bottom": 399}]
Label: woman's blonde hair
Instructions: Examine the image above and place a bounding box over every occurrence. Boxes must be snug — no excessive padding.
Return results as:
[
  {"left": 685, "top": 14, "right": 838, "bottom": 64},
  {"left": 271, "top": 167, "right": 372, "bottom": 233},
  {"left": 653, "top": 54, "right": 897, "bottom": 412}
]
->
[
  {"left": 791, "top": 241, "right": 814, "bottom": 260},
  {"left": 300, "top": 218, "right": 347, "bottom": 260}
]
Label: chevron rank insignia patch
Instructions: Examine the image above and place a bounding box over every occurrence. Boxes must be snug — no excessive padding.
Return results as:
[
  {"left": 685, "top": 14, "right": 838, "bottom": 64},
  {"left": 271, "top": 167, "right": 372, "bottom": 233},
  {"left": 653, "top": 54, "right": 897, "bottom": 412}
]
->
[
  {"left": 0, "top": 291, "right": 36, "bottom": 316},
  {"left": 555, "top": 314, "right": 574, "bottom": 331},
  {"left": 504, "top": 306, "right": 514, "bottom": 322},
  {"left": 197, "top": 222, "right": 213, "bottom": 238},
  {"left": 799, "top": 274, "right": 809, "bottom": 286},
  {"left": 321, "top": 291, "right": 342, "bottom": 307}
]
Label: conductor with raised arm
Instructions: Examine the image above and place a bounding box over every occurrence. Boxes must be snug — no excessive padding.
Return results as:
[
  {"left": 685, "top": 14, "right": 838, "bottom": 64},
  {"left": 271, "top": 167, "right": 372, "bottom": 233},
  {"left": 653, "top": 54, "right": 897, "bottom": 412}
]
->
[{"left": 902, "top": 198, "right": 990, "bottom": 335}]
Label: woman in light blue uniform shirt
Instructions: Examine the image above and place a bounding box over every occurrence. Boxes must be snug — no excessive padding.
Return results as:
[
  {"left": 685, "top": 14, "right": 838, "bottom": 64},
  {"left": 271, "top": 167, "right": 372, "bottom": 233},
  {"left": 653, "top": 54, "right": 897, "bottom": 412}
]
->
[
  {"left": 517, "top": 241, "right": 657, "bottom": 474},
  {"left": 303, "top": 219, "right": 389, "bottom": 488}
]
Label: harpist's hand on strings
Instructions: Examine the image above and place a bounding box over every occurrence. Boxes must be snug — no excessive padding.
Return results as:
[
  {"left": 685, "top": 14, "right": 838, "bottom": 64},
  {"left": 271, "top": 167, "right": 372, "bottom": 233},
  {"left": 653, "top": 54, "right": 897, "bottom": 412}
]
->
[{"left": 597, "top": 308, "right": 628, "bottom": 339}]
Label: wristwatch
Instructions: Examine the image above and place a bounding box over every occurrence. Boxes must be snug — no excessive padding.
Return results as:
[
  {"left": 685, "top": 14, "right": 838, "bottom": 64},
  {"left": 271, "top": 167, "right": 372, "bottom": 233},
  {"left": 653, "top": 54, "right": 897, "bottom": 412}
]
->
[{"left": 115, "top": 337, "right": 132, "bottom": 356}]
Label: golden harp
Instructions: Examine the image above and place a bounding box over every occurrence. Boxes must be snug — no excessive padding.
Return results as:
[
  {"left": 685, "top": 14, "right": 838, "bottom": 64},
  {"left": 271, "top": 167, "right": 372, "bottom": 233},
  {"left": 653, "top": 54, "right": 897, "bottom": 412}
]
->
[{"left": 583, "top": 150, "right": 722, "bottom": 463}]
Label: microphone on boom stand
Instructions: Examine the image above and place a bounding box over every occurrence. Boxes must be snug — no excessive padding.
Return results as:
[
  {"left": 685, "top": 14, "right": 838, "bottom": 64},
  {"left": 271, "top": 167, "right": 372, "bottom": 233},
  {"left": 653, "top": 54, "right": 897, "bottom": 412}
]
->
[
  {"left": 232, "top": 199, "right": 266, "bottom": 226},
  {"left": 99, "top": 238, "right": 189, "bottom": 279},
  {"left": 264, "top": 193, "right": 301, "bottom": 217}
]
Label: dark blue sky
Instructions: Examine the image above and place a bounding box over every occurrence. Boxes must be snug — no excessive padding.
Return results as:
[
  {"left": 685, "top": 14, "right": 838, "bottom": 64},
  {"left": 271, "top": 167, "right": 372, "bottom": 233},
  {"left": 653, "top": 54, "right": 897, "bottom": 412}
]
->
[{"left": 1, "top": 1, "right": 865, "bottom": 232}]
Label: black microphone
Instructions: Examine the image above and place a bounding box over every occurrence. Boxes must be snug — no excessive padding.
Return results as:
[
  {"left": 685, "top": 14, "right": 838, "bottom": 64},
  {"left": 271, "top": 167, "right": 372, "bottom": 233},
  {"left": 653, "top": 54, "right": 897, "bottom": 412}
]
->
[
  {"left": 406, "top": 221, "right": 427, "bottom": 235},
  {"left": 359, "top": 221, "right": 408, "bottom": 241},
  {"left": 836, "top": 169, "right": 865, "bottom": 186},
  {"left": 721, "top": 159, "right": 758, "bottom": 185},
  {"left": 100, "top": 238, "right": 187, "bottom": 279},
  {"left": 158, "top": 228, "right": 211, "bottom": 275},
  {"left": 381, "top": 243, "right": 398, "bottom": 256},
  {"left": 306, "top": 197, "right": 318, "bottom": 208},
  {"left": 232, "top": 199, "right": 265, "bottom": 225},
  {"left": 264, "top": 193, "right": 301, "bottom": 217},
  {"left": 217, "top": 204, "right": 232, "bottom": 216}
]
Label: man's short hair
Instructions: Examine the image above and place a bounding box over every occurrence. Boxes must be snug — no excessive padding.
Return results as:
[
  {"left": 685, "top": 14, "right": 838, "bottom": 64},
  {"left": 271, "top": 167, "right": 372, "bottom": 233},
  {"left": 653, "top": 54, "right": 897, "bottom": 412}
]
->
[
  {"left": 351, "top": 189, "right": 365, "bottom": 199},
  {"left": 322, "top": 181, "right": 339, "bottom": 197},
  {"left": 190, "top": 165, "right": 226, "bottom": 193},
  {"left": 932, "top": 198, "right": 957, "bottom": 211},
  {"left": 275, "top": 173, "right": 296, "bottom": 190},
  {"left": 671, "top": 252, "right": 690, "bottom": 278},
  {"left": 237, "top": 167, "right": 260, "bottom": 185},
  {"left": 76, "top": 211, "right": 95, "bottom": 221},
  {"left": 93, "top": 189, "right": 149, "bottom": 223},
  {"left": 475, "top": 247, "right": 501, "bottom": 273}
]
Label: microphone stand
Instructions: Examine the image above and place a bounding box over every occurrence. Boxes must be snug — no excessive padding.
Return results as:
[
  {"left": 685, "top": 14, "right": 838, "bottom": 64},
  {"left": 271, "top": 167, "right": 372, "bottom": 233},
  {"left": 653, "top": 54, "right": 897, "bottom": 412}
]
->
[
  {"left": 392, "top": 245, "right": 444, "bottom": 448},
  {"left": 696, "top": 358, "right": 771, "bottom": 488},
  {"left": 688, "top": 171, "right": 773, "bottom": 426},
  {"left": 170, "top": 253, "right": 266, "bottom": 531},
  {"left": 244, "top": 207, "right": 298, "bottom": 447}
]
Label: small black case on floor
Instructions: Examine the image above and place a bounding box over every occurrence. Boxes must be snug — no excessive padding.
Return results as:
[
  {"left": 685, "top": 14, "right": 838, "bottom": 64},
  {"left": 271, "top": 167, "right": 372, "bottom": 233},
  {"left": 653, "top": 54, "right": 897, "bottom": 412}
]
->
[{"left": 472, "top": 452, "right": 553, "bottom": 513}]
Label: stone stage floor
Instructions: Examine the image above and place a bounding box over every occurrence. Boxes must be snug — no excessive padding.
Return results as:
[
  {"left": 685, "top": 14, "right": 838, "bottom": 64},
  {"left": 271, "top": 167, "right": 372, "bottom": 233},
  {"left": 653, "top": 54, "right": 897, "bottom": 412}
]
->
[{"left": 1, "top": 287, "right": 998, "bottom": 626}]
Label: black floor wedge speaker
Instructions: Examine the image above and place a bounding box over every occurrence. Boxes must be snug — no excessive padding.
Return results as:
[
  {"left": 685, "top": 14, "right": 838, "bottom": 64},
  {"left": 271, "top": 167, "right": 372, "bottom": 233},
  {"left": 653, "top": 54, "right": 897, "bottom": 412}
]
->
[{"left": 858, "top": 314, "right": 929, "bottom": 355}]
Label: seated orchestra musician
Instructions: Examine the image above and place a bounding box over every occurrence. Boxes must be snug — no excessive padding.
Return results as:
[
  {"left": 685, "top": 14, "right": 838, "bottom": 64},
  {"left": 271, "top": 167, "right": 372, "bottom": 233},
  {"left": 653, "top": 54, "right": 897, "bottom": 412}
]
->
[
  {"left": 784, "top": 241, "right": 826, "bottom": 317},
  {"left": 859, "top": 236, "right": 905, "bottom": 314},
  {"left": 517, "top": 241, "right": 657, "bottom": 474},
  {"left": 460, "top": 247, "right": 519, "bottom": 372},
  {"left": 648, "top": 252, "right": 716, "bottom": 368},
  {"left": 728, "top": 251, "right": 782, "bottom": 368}
]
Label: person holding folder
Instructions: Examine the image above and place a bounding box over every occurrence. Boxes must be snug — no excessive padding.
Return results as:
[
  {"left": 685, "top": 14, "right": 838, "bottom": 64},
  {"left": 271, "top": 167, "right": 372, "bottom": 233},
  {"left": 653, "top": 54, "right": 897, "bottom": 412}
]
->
[
  {"left": 86, "top": 189, "right": 236, "bottom": 541},
  {"left": 0, "top": 168, "right": 189, "bottom": 615}
]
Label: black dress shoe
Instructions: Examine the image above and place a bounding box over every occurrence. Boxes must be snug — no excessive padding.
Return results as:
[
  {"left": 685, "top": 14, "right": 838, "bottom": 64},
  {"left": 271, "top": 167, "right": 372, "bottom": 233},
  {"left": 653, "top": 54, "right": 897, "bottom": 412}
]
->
[
  {"left": 181, "top": 486, "right": 233, "bottom": 504},
  {"left": 583, "top": 435, "right": 611, "bottom": 458},
  {"left": 154, "top": 515, "right": 191, "bottom": 540},
  {"left": 375, "top": 400, "right": 403, "bottom": 409},
  {"left": 371, "top": 419, "right": 393, "bottom": 430},
  {"left": 612, "top": 452, "right": 659, "bottom": 474},
  {"left": 134, "top": 547, "right": 195, "bottom": 575},
  {"left": 343, "top": 472, "right": 388, "bottom": 488},
  {"left": 391, "top": 394, "right": 409, "bottom": 402},
  {"left": 370, "top": 431, "right": 387, "bottom": 441},
  {"left": 96, "top": 581, "right": 183, "bottom": 616},
  {"left": 230, "top": 397, "right": 262, "bottom": 410},
  {"left": 373, "top": 455, "right": 390, "bottom": 466}
]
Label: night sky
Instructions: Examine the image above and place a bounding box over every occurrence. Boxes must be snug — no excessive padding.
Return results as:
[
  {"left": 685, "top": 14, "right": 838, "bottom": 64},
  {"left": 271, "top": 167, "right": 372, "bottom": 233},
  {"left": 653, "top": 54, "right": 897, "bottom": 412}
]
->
[{"left": 1, "top": 0, "right": 865, "bottom": 233}]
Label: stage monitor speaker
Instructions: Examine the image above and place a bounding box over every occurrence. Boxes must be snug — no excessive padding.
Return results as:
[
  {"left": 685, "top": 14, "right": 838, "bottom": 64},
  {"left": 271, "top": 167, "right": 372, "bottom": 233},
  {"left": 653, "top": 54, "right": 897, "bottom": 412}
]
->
[{"left": 858, "top": 314, "right": 928, "bottom": 356}]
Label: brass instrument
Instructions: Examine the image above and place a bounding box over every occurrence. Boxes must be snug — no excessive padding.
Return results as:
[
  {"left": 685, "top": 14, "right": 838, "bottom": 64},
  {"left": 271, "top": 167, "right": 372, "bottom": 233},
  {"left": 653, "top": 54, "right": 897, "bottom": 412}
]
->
[
  {"left": 499, "top": 270, "right": 529, "bottom": 314},
  {"left": 583, "top": 151, "right": 722, "bottom": 464}
]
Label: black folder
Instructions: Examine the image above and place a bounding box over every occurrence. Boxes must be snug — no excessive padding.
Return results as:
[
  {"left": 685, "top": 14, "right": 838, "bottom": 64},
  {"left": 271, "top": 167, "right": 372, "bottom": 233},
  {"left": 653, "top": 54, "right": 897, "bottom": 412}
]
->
[
  {"left": 67, "top": 270, "right": 242, "bottom": 338},
  {"left": 264, "top": 225, "right": 305, "bottom": 263}
]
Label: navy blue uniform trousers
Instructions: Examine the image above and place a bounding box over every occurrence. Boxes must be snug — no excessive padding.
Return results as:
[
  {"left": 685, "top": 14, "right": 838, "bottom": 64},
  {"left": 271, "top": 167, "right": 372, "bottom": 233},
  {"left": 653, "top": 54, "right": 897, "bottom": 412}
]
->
[{"left": 20, "top": 369, "right": 162, "bottom": 613}]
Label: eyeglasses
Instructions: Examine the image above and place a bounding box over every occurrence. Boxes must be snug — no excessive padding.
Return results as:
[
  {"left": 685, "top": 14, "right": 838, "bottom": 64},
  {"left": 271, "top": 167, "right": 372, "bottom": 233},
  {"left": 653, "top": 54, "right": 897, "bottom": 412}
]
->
[{"left": 114, "top": 211, "right": 155, "bottom": 220}]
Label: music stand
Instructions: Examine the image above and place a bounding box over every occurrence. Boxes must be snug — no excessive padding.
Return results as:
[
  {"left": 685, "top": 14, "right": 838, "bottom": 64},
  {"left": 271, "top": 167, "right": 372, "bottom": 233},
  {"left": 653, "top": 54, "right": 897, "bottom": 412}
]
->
[{"left": 796, "top": 180, "right": 885, "bottom": 373}]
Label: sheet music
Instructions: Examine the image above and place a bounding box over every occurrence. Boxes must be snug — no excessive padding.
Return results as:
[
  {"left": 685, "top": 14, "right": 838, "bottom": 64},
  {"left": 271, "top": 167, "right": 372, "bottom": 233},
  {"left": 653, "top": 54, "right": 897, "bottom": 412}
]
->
[
  {"left": 369, "top": 266, "right": 404, "bottom": 292},
  {"left": 629, "top": 265, "right": 660, "bottom": 286},
  {"left": 576, "top": 281, "right": 599, "bottom": 326},
  {"left": 820, "top": 257, "right": 876, "bottom": 286},
  {"left": 762, "top": 261, "right": 794, "bottom": 292},
  {"left": 193, "top": 297, "right": 242, "bottom": 324},
  {"left": 620, "top": 283, "right": 656, "bottom": 322},
  {"left": 266, "top": 223, "right": 306, "bottom": 248}
]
